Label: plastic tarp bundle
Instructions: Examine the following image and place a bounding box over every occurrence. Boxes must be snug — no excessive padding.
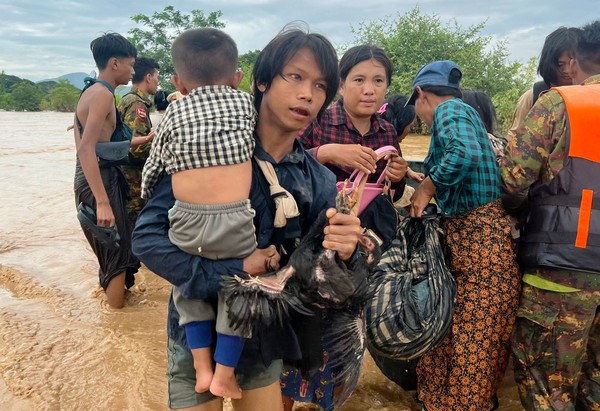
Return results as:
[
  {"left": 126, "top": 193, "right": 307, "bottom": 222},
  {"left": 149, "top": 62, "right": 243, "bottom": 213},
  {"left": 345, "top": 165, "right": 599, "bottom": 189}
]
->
[{"left": 366, "top": 209, "right": 456, "bottom": 360}]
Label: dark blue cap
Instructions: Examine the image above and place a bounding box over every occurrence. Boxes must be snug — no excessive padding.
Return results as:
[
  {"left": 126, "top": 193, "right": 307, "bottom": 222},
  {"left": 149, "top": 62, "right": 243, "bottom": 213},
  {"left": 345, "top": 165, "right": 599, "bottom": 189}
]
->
[{"left": 406, "top": 60, "right": 462, "bottom": 106}]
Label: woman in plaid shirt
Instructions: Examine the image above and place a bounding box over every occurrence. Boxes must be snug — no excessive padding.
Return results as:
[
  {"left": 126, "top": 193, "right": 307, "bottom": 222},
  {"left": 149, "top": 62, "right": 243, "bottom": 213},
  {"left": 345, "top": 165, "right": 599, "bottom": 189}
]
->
[{"left": 298, "top": 45, "right": 408, "bottom": 202}]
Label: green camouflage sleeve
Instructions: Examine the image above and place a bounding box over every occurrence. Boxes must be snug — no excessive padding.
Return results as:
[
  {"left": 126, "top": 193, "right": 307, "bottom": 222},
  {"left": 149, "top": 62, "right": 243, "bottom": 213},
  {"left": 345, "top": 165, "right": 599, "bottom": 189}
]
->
[
  {"left": 500, "top": 90, "right": 568, "bottom": 194},
  {"left": 119, "top": 97, "right": 152, "bottom": 137},
  {"left": 118, "top": 96, "right": 153, "bottom": 160}
]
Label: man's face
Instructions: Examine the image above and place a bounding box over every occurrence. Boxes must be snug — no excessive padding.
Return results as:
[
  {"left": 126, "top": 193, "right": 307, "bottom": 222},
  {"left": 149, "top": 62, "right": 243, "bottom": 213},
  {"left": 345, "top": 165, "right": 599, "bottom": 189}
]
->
[
  {"left": 148, "top": 70, "right": 160, "bottom": 95},
  {"left": 258, "top": 47, "right": 328, "bottom": 134},
  {"left": 556, "top": 51, "right": 574, "bottom": 87},
  {"left": 568, "top": 57, "right": 588, "bottom": 85},
  {"left": 115, "top": 57, "right": 135, "bottom": 86}
]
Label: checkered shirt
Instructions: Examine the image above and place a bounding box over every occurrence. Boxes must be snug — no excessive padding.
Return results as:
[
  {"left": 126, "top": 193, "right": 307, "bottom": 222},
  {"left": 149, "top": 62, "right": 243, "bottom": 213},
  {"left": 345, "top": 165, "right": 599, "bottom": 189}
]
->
[
  {"left": 298, "top": 99, "right": 401, "bottom": 182},
  {"left": 298, "top": 99, "right": 405, "bottom": 200},
  {"left": 425, "top": 98, "right": 501, "bottom": 216},
  {"left": 141, "top": 85, "right": 256, "bottom": 199}
]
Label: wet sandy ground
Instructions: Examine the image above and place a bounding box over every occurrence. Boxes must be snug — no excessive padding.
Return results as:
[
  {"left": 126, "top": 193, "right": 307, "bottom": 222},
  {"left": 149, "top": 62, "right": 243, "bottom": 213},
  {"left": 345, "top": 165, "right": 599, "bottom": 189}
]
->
[
  {"left": 0, "top": 264, "right": 170, "bottom": 410},
  {"left": 0, "top": 261, "right": 523, "bottom": 411}
]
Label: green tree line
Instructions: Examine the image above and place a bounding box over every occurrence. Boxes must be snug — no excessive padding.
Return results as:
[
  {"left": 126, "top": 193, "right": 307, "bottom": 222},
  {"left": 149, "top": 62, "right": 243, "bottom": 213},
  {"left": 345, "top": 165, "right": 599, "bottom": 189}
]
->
[
  {"left": 126, "top": 6, "right": 536, "bottom": 133},
  {"left": 2, "top": 6, "right": 539, "bottom": 133},
  {"left": 0, "top": 73, "right": 81, "bottom": 112}
]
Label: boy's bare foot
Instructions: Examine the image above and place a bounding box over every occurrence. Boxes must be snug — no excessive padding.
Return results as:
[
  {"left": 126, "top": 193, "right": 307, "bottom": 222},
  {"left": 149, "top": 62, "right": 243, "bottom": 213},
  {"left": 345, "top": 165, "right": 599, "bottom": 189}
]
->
[
  {"left": 191, "top": 347, "right": 214, "bottom": 393},
  {"left": 210, "top": 363, "right": 242, "bottom": 399}
]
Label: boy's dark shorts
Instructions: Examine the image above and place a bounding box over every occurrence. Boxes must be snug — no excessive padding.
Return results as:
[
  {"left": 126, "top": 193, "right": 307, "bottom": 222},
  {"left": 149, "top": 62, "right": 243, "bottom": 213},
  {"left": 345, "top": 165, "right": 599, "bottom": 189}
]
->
[{"left": 166, "top": 337, "right": 283, "bottom": 409}]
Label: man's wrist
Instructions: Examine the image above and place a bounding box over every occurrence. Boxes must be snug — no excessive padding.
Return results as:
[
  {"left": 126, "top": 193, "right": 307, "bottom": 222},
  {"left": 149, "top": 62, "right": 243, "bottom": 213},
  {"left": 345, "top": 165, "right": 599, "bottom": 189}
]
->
[{"left": 96, "top": 198, "right": 110, "bottom": 206}]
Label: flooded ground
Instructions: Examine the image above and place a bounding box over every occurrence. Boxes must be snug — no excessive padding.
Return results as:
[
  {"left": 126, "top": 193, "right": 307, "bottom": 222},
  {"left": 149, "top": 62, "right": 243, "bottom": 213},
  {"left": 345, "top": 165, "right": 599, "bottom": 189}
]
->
[{"left": 0, "top": 111, "right": 522, "bottom": 410}]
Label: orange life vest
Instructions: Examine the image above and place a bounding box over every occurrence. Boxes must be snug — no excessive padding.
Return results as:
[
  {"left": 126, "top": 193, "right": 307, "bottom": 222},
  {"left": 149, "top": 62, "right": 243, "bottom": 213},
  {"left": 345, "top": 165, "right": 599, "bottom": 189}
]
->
[{"left": 519, "top": 84, "right": 600, "bottom": 273}]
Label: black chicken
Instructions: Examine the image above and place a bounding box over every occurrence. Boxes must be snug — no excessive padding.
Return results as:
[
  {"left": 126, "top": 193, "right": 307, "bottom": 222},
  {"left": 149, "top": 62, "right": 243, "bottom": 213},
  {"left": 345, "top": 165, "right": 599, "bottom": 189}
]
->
[{"left": 221, "top": 178, "right": 381, "bottom": 406}]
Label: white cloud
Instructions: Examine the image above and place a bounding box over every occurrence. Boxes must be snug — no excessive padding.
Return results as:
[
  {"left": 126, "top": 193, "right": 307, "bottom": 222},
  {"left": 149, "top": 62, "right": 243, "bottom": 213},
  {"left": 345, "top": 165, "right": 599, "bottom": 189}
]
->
[{"left": 0, "top": 0, "right": 594, "bottom": 81}]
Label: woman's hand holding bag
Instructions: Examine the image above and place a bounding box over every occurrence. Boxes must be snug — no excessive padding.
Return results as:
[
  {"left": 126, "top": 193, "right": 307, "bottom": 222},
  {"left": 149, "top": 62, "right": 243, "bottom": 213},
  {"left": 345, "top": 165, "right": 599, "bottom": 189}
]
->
[
  {"left": 335, "top": 145, "right": 398, "bottom": 216},
  {"left": 336, "top": 146, "right": 400, "bottom": 253}
]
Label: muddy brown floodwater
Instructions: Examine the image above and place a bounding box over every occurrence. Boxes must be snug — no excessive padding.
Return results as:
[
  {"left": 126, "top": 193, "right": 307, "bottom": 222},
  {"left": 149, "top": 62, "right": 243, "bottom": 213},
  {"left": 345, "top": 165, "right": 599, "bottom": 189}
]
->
[{"left": 0, "top": 112, "right": 523, "bottom": 410}]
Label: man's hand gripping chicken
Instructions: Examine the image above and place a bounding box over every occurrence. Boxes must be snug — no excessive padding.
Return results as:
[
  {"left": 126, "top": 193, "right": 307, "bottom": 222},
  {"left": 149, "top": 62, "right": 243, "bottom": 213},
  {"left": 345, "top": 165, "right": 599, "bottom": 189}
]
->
[{"left": 221, "top": 174, "right": 380, "bottom": 335}]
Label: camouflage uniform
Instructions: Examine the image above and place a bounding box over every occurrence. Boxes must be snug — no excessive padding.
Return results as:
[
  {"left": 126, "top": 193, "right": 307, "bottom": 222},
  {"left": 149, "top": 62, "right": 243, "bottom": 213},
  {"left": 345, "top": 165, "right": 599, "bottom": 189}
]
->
[
  {"left": 117, "top": 87, "right": 153, "bottom": 226},
  {"left": 501, "top": 75, "right": 600, "bottom": 410}
]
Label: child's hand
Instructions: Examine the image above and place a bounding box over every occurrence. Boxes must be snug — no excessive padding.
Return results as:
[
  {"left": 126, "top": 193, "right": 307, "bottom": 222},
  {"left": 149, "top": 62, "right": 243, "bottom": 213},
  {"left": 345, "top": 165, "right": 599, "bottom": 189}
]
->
[{"left": 408, "top": 168, "right": 425, "bottom": 183}]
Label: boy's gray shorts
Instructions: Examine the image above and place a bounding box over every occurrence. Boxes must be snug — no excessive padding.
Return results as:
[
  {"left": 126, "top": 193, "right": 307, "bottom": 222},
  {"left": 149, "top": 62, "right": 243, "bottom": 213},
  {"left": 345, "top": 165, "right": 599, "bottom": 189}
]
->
[
  {"left": 168, "top": 199, "right": 257, "bottom": 336},
  {"left": 168, "top": 199, "right": 256, "bottom": 259}
]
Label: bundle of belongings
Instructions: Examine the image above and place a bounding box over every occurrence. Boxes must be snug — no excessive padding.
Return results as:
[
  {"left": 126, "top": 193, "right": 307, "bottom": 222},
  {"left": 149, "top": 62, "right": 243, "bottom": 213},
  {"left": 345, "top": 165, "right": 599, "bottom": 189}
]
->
[{"left": 366, "top": 204, "right": 457, "bottom": 374}]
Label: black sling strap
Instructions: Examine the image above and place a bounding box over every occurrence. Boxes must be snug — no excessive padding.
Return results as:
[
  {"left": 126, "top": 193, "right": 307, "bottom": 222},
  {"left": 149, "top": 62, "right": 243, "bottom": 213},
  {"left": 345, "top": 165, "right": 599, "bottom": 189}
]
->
[
  {"left": 75, "top": 77, "right": 128, "bottom": 139},
  {"left": 251, "top": 157, "right": 301, "bottom": 252}
]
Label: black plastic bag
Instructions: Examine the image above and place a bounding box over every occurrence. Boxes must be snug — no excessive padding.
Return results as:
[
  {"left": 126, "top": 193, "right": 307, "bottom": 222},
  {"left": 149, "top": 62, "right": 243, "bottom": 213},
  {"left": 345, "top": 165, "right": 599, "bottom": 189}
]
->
[
  {"left": 366, "top": 205, "right": 456, "bottom": 360},
  {"left": 359, "top": 190, "right": 398, "bottom": 254}
]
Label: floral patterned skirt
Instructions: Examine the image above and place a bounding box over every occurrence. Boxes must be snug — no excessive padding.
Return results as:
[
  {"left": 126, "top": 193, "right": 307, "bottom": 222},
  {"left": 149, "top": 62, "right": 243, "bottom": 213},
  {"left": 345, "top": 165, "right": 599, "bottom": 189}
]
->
[{"left": 417, "top": 200, "right": 522, "bottom": 411}]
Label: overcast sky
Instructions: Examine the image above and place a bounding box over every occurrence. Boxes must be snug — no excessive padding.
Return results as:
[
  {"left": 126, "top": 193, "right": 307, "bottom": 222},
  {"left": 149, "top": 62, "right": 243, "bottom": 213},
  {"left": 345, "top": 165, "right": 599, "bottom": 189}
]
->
[{"left": 1, "top": 0, "right": 595, "bottom": 82}]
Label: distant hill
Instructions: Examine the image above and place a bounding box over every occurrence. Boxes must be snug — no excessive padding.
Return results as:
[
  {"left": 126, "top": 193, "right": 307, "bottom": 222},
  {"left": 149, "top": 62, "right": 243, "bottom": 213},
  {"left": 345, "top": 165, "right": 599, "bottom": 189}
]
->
[
  {"left": 0, "top": 73, "right": 25, "bottom": 91},
  {"left": 39, "top": 72, "right": 89, "bottom": 89},
  {"left": 37, "top": 73, "right": 133, "bottom": 96}
]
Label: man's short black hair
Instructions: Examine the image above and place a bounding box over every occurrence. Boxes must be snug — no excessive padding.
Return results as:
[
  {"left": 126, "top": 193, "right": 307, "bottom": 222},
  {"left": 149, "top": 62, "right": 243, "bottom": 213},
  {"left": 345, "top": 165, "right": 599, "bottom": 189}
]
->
[
  {"left": 251, "top": 24, "right": 339, "bottom": 119},
  {"left": 132, "top": 57, "right": 160, "bottom": 84},
  {"left": 90, "top": 32, "right": 137, "bottom": 70},
  {"left": 153, "top": 90, "right": 172, "bottom": 111},
  {"left": 420, "top": 85, "right": 463, "bottom": 100},
  {"left": 574, "top": 20, "right": 600, "bottom": 74}
]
